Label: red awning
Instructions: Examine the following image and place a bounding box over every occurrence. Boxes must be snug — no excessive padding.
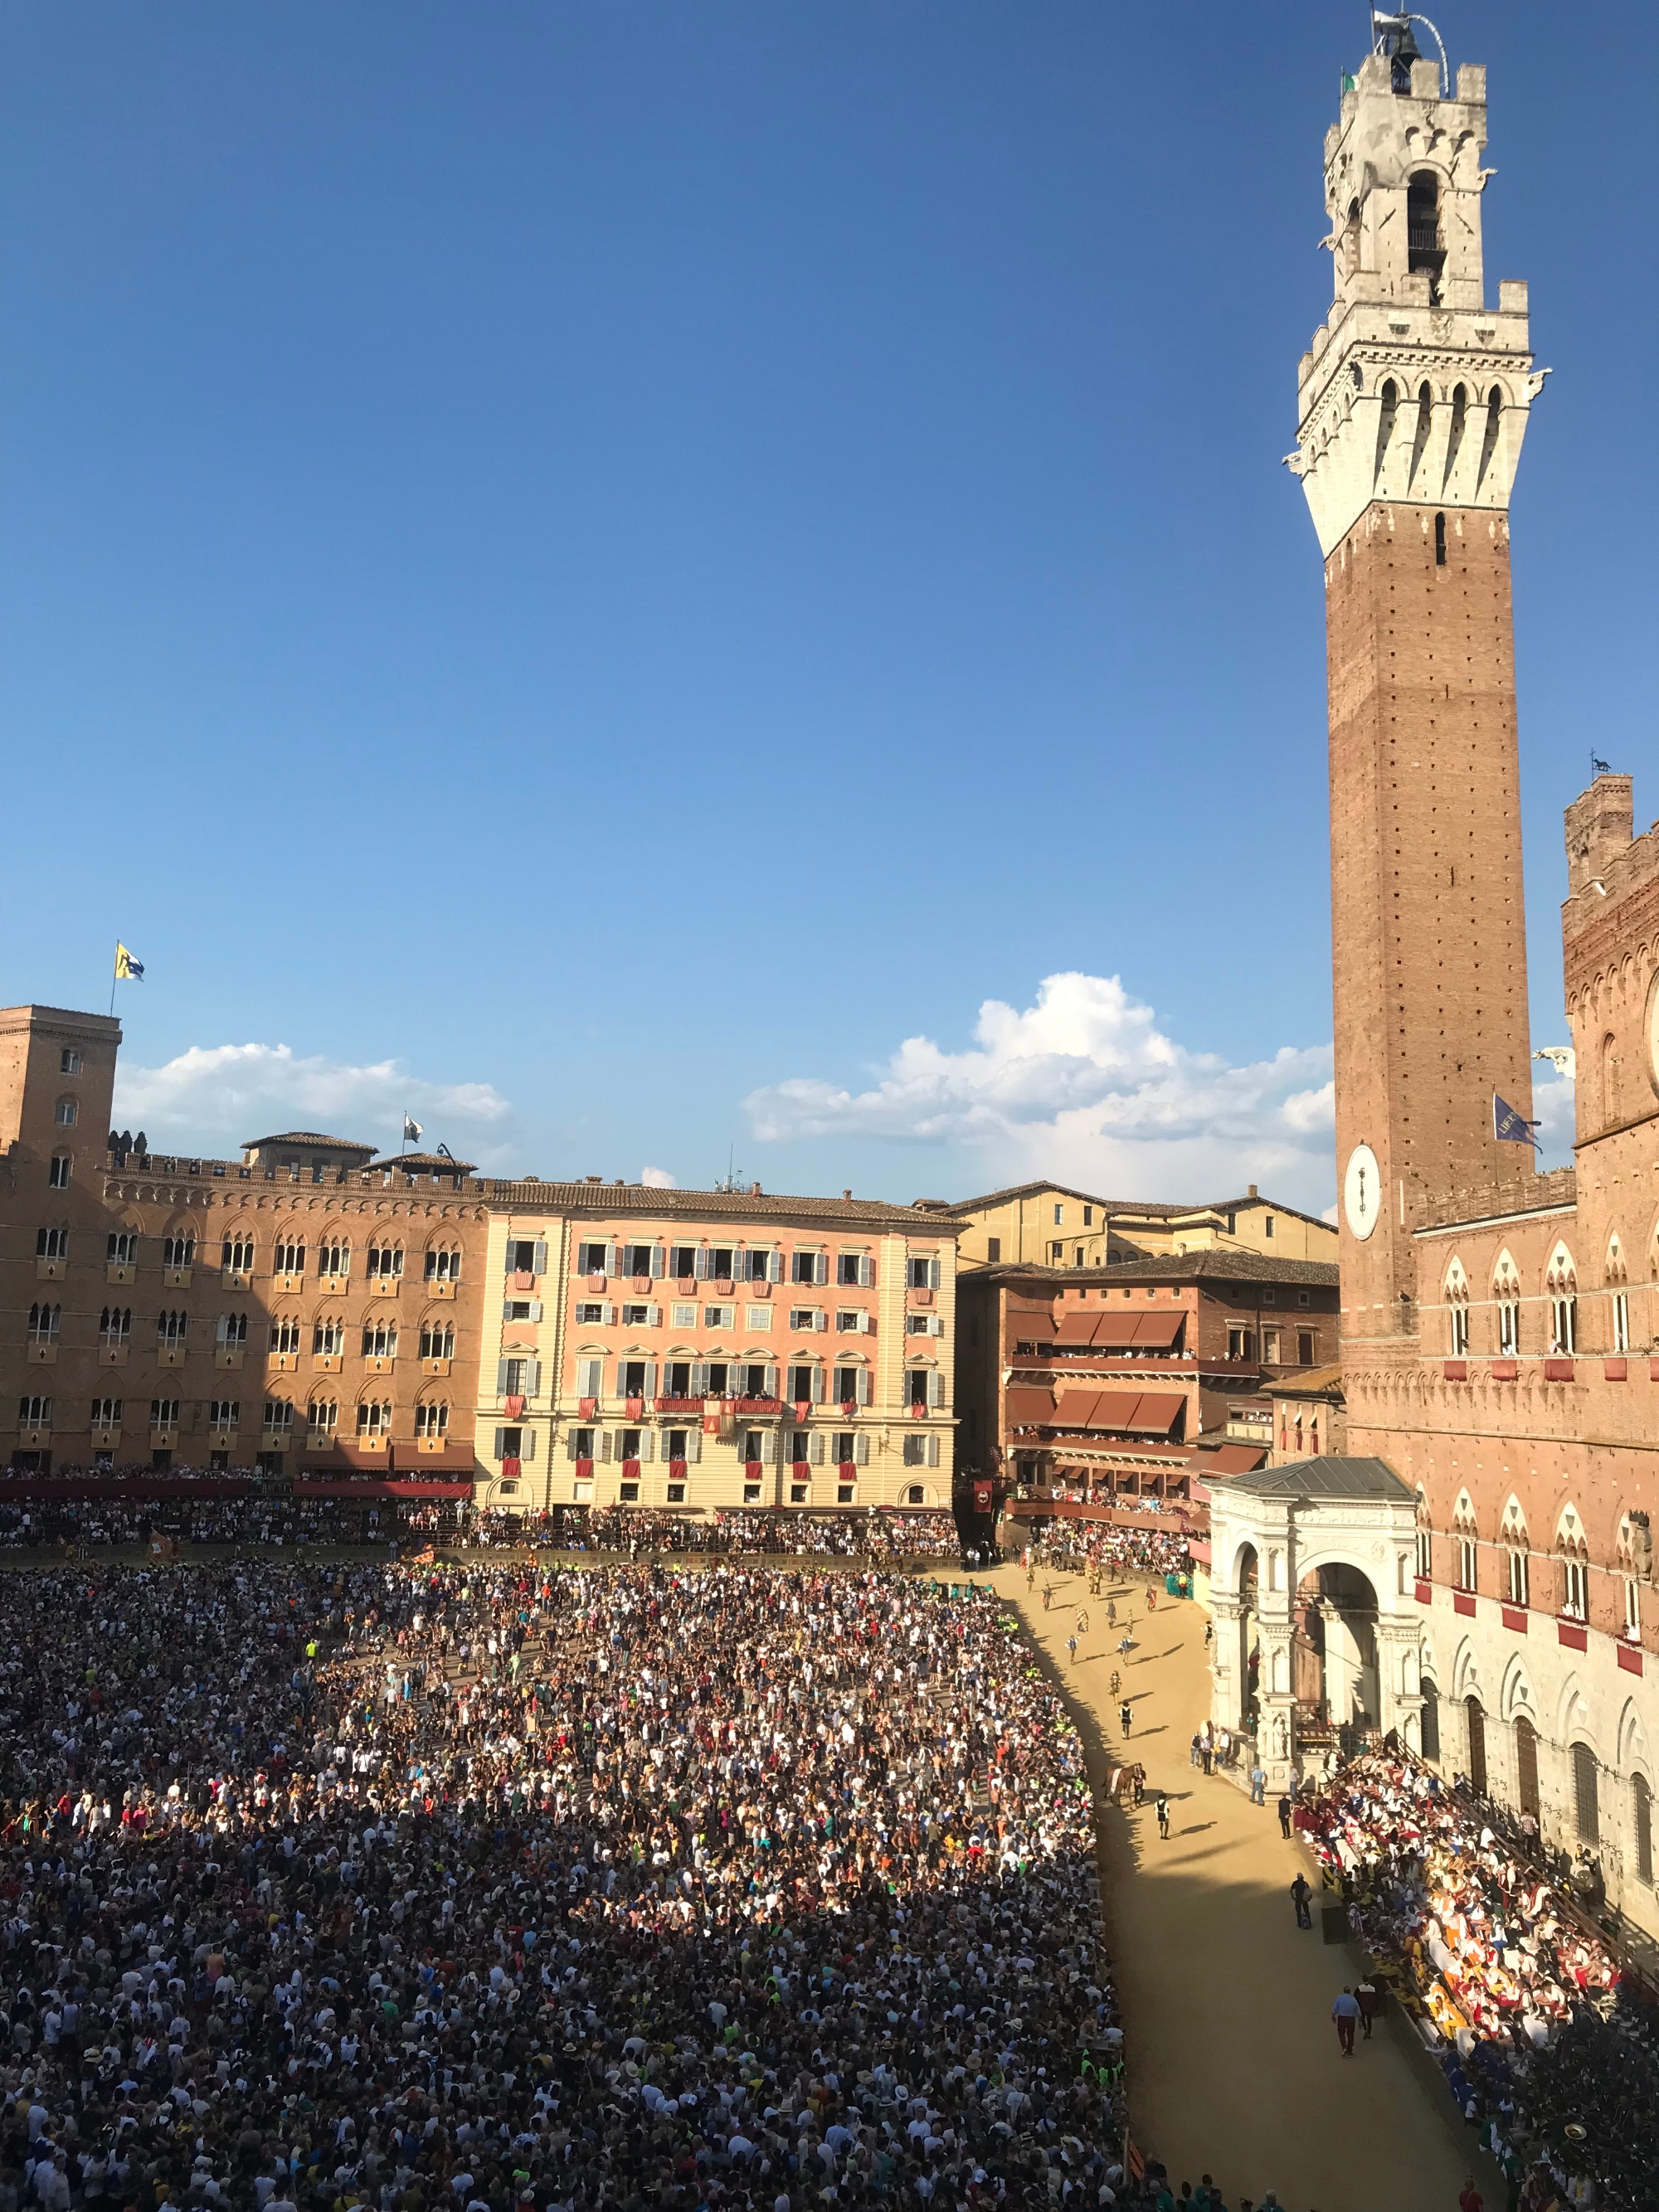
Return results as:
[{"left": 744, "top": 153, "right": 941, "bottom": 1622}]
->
[
  {"left": 1084, "top": 1389, "right": 1143, "bottom": 1428},
  {"left": 1089, "top": 1314, "right": 1145, "bottom": 1348},
  {"left": 1052, "top": 1313, "right": 1100, "bottom": 1346},
  {"left": 1199, "top": 1442, "right": 1268, "bottom": 1473},
  {"left": 1005, "top": 1386, "right": 1057, "bottom": 1427},
  {"left": 1053, "top": 1388, "right": 1104, "bottom": 1429},
  {"left": 1123, "top": 1391, "right": 1187, "bottom": 1436},
  {"left": 1134, "top": 1311, "right": 1185, "bottom": 1349}
]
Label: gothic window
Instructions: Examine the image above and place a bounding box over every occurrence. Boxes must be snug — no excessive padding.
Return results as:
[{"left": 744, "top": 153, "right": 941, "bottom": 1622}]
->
[
  {"left": 1558, "top": 1505, "right": 1589, "bottom": 1620},
  {"left": 1546, "top": 1244, "right": 1579, "bottom": 1355},
  {"left": 1444, "top": 1257, "right": 1470, "bottom": 1355},
  {"left": 1434, "top": 511, "right": 1447, "bottom": 566},
  {"left": 1453, "top": 1492, "right": 1478, "bottom": 1592},
  {"left": 1637, "top": 1775, "right": 1655, "bottom": 1885},
  {"left": 1407, "top": 170, "right": 1444, "bottom": 284},
  {"left": 1501, "top": 1498, "right": 1530, "bottom": 1607},
  {"left": 1494, "top": 1251, "right": 1521, "bottom": 1355},
  {"left": 1572, "top": 1743, "right": 1599, "bottom": 1844}
]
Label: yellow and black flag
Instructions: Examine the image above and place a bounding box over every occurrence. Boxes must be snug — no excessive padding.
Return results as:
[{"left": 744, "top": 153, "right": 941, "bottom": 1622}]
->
[{"left": 113, "top": 942, "right": 145, "bottom": 981}]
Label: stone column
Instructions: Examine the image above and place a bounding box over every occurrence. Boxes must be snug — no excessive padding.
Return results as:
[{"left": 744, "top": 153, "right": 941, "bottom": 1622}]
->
[{"left": 1209, "top": 1592, "right": 1242, "bottom": 1734}]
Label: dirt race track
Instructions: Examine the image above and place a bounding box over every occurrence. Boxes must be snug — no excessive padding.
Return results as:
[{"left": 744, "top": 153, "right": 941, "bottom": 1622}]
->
[{"left": 978, "top": 1557, "right": 1503, "bottom": 2212}]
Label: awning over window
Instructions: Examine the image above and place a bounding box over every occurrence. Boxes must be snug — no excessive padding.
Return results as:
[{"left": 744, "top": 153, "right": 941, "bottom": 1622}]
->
[
  {"left": 1005, "top": 1385, "right": 1057, "bottom": 1427},
  {"left": 1052, "top": 1313, "right": 1101, "bottom": 1346},
  {"left": 1053, "top": 1389, "right": 1107, "bottom": 1429},
  {"left": 1121, "top": 1391, "right": 1187, "bottom": 1435},
  {"left": 1133, "top": 1310, "right": 1185, "bottom": 1349}
]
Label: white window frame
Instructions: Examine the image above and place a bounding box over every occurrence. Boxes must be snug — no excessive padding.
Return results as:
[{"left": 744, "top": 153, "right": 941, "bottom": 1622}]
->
[
  {"left": 1450, "top": 1305, "right": 1470, "bottom": 1357},
  {"left": 1457, "top": 1534, "right": 1477, "bottom": 1592},
  {"left": 1561, "top": 1555, "right": 1588, "bottom": 1621},
  {"left": 1506, "top": 1548, "right": 1529, "bottom": 1607},
  {"left": 1614, "top": 1291, "right": 1631, "bottom": 1354}
]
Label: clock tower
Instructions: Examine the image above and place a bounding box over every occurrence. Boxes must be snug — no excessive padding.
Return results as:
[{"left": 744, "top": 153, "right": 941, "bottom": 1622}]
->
[{"left": 1288, "top": 30, "right": 1547, "bottom": 1360}]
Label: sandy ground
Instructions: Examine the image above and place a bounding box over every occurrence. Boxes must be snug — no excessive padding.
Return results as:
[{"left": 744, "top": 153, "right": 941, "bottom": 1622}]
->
[{"left": 978, "top": 1557, "right": 1502, "bottom": 2212}]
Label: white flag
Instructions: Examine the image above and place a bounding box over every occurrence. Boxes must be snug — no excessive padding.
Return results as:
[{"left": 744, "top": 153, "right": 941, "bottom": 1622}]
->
[{"left": 403, "top": 1116, "right": 423, "bottom": 1145}]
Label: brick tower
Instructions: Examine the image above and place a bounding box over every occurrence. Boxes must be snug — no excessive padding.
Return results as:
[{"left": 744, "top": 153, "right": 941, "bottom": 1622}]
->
[{"left": 1290, "top": 35, "right": 1548, "bottom": 1361}]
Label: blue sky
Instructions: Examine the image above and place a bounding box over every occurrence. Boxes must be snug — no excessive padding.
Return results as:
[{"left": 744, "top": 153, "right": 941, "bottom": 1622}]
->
[{"left": 2, "top": 1, "right": 1652, "bottom": 1212}]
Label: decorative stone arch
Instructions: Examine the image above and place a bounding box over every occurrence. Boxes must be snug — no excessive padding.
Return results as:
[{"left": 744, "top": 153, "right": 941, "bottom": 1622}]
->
[
  {"left": 1451, "top": 1636, "right": 1483, "bottom": 1704},
  {"left": 1606, "top": 1231, "right": 1628, "bottom": 1286},
  {"left": 1618, "top": 1697, "right": 1651, "bottom": 1787},
  {"left": 1545, "top": 1241, "right": 1578, "bottom": 1298},
  {"left": 1500, "top": 1651, "right": 1537, "bottom": 1727},
  {"left": 1555, "top": 1671, "right": 1600, "bottom": 1759},
  {"left": 1204, "top": 1456, "right": 1420, "bottom": 1790},
  {"left": 1443, "top": 1255, "right": 1469, "bottom": 1302},
  {"left": 1492, "top": 1248, "right": 1520, "bottom": 1299}
]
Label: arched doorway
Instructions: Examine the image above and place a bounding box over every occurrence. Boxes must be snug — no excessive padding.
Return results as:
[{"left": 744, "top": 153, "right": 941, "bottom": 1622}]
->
[
  {"left": 1420, "top": 1678, "right": 1440, "bottom": 1762},
  {"left": 1292, "top": 1561, "right": 1380, "bottom": 1753},
  {"left": 1573, "top": 1742, "right": 1599, "bottom": 1843},
  {"left": 1467, "top": 1697, "right": 1487, "bottom": 1794},
  {"left": 1237, "top": 1543, "right": 1260, "bottom": 1730},
  {"left": 1515, "top": 1714, "right": 1540, "bottom": 1819}
]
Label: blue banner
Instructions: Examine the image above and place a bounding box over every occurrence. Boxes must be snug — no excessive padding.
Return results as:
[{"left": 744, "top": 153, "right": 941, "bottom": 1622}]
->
[{"left": 1493, "top": 1092, "right": 1540, "bottom": 1145}]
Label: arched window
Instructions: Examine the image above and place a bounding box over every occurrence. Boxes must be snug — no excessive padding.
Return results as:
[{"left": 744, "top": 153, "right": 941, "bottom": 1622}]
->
[
  {"left": 1558, "top": 1505, "right": 1589, "bottom": 1620},
  {"left": 1494, "top": 1252, "right": 1521, "bottom": 1355},
  {"left": 1407, "top": 170, "right": 1442, "bottom": 270},
  {"left": 156, "top": 1309, "right": 188, "bottom": 1346},
  {"left": 1545, "top": 1243, "right": 1578, "bottom": 1355},
  {"left": 425, "top": 1243, "right": 462, "bottom": 1283},
  {"left": 1415, "top": 1489, "right": 1433, "bottom": 1579},
  {"left": 221, "top": 1232, "right": 255, "bottom": 1276},
  {"left": 420, "top": 1320, "right": 456, "bottom": 1362},
  {"left": 1607, "top": 1234, "right": 1631, "bottom": 1354},
  {"left": 367, "top": 1243, "right": 405, "bottom": 1281},
  {"left": 98, "top": 1305, "right": 131, "bottom": 1348},
  {"left": 313, "top": 1314, "right": 346, "bottom": 1358},
  {"left": 1501, "top": 1499, "right": 1530, "bottom": 1608},
  {"left": 273, "top": 1237, "right": 305, "bottom": 1277},
  {"left": 270, "top": 1315, "right": 303, "bottom": 1356},
  {"left": 1466, "top": 1697, "right": 1487, "bottom": 1795},
  {"left": 362, "top": 1320, "right": 399, "bottom": 1362},
  {"left": 27, "top": 1303, "right": 61, "bottom": 1346},
  {"left": 1419, "top": 1678, "right": 1440, "bottom": 1762},
  {"left": 162, "top": 1231, "right": 196, "bottom": 1270},
  {"left": 1636, "top": 1773, "right": 1654, "bottom": 1885},
  {"left": 1572, "top": 1742, "right": 1599, "bottom": 1843},
  {"left": 1444, "top": 1257, "right": 1470, "bottom": 1355},
  {"left": 1453, "top": 1493, "right": 1479, "bottom": 1592},
  {"left": 1434, "top": 510, "right": 1447, "bottom": 566},
  {"left": 317, "top": 1238, "right": 351, "bottom": 1281},
  {"left": 1515, "top": 1714, "right": 1541, "bottom": 1819},
  {"left": 415, "top": 1402, "right": 450, "bottom": 1440},
  {"left": 357, "top": 1401, "right": 392, "bottom": 1437}
]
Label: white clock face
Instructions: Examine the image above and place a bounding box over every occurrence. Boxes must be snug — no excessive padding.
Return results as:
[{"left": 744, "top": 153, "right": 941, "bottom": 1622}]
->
[{"left": 1344, "top": 1143, "right": 1381, "bottom": 1241}]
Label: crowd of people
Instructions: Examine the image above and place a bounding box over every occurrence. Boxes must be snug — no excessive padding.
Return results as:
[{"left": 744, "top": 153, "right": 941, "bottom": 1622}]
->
[
  {"left": 0, "top": 1499, "right": 968, "bottom": 1563},
  {"left": 1301, "top": 1747, "right": 1657, "bottom": 2206},
  {"left": 0, "top": 1555, "right": 1166, "bottom": 2212},
  {"left": 1019, "top": 1524, "right": 1194, "bottom": 1588}
]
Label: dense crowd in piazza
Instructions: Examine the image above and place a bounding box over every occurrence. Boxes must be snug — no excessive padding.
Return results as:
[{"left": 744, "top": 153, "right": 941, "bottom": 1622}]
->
[
  {"left": 1300, "top": 1749, "right": 1659, "bottom": 2210},
  {"left": 0, "top": 1556, "right": 1217, "bottom": 2212}
]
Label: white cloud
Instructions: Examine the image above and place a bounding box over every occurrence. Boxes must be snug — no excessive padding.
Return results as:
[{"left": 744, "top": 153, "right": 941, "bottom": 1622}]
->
[
  {"left": 113, "top": 1042, "right": 513, "bottom": 1165},
  {"left": 1530, "top": 1063, "right": 1576, "bottom": 1169},
  {"left": 640, "top": 1166, "right": 678, "bottom": 1189},
  {"left": 745, "top": 970, "right": 1336, "bottom": 1211}
]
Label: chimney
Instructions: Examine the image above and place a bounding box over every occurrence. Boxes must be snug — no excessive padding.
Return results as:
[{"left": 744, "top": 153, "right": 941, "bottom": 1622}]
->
[
  {"left": 1564, "top": 774, "right": 1633, "bottom": 897},
  {"left": 1248, "top": 1184, "right": 1258, "bottom": 1199},
  {"left": 842, "top": 1189, "right": 853, "bottom": 1201},
  {"left": 751, "top": 1181, "right": 762, "bottom": 1196}
]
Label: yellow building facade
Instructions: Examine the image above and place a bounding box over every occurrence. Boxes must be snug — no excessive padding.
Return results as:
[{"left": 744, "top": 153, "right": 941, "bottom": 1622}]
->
[{"left": 940, "top": 1180, "right": 1336, "bottom": 1272}]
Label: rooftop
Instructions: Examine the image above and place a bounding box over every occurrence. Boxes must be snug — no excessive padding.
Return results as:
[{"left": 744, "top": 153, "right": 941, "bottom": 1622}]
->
[
  {"left": 474, "top": 1181, "right": 962, "bottom": 1232},
  {"left": 1211, "top": 1455, "right": 1413, "bottom": 1504},
  {"left": 971, "top": 1251, "right": 1340, "bottom": 1290},
  {"left": 241, "top": 1130, "right": 377, "bottom": 1152},
  {"left": 1270, "top": 1363, "right": 1345, "bottom": 1402}
]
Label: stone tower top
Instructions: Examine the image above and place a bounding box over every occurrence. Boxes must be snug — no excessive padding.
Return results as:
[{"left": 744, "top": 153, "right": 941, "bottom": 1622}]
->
[{"left": 1288, "top": 46, "right": 1547, "bottom": 556}]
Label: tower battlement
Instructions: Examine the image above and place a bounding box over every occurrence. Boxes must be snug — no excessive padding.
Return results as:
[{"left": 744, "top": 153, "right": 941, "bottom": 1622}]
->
[{"left": 1289, "top": 51, "right": 1545, "bottom": 557}]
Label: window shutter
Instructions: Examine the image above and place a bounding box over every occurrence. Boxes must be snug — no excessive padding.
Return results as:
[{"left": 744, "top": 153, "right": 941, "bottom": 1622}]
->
[
  {"left": 496, "top": 1359, "right": 512, "bottom": 1396},
  {"left": 767, "top": 1248, "right": 783, "bottom": 1282},
  {"left": 494, "top": 1427, "right": 507, "bottom": 1460},
  {"left": 764, "top": 1364, "right": 779, "bottom": 1398},
  {"left": 528, "top": 1299, "right": 543, "bottom": 1322},
  {"left": 652, "top": 1244, "right": 666, "bottom": 1277},
  {"left": 644, "top": 1360, "right": 658, "bottom": 1397},
  {"left": 692, "top": 1359, "right": 709, "bottom": 1395},
  {"left": 566, "top": 1431, "right": 579, "bottom": 1460},
  {"left": 615, "top": 1361, "right": 629, "bottom": 1397},
  {"left": 812, "top": 1251, "right": 827, "bottom": 1286},
  {"left": 529, "top": 1238, "right": 546, "bottom": 1275},
  {"left": 605, "top": 1302, "right": 618, "bottom": 1325},
  {"left": 598, "top": 1429, "right": 612, "bottom": 1461},
  {"left": 528, "top": 1359, "right": 542, "bottom": 1397},
  {"left": 643, "top": 1303, "right": 657, "bottom": 1327},
  {"left": 523, "top": 1428, "right": 537, "bottom": 1461},
  {"left": 927, "top": 1432, "right": 940, "bottom": 1468},
  {"left": 501, "top": 1300, "right": 515, "bottom": 1320},
  {"left": 639, "top": 1429, "right": 654, "bottom": 1462},
  {"left": 810, "top": 1366, "right": 825, "bottom": 1403},
  {"left": 928, "top": 1369, "right": 944, "bottom": 1407},
  {"left": 857, "top": 1369, "right": 872, "bottom": 1406},
  {"left": 854, "top": 1432, "right": 869, "bottom": 1466},
  {"left": 693, "top": 1246, "right": 708, "bottom": 1279},
  {"left": 760, "top": 1430, "right": 776, "bottom": 1465},
  {"left": 858, "top": 1254, "right": 873, "bottom": 1287},
  {"left": 685, "top": 1427, "right": 701, "bottom": 1463},
  {"left": 807, "top": 1431, "right": 823, "bottom": 1465}
]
